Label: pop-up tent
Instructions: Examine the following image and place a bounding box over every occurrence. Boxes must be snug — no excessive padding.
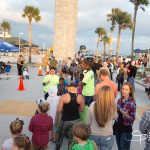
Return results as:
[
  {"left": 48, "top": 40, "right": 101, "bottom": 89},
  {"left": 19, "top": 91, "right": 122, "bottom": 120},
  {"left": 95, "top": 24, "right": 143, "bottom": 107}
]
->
[
  {"left": 134, "top": 48, "right": 141, "bottom": 53},
  {"left": 0, "top": 39, "right": 19, "bottom": 52}
]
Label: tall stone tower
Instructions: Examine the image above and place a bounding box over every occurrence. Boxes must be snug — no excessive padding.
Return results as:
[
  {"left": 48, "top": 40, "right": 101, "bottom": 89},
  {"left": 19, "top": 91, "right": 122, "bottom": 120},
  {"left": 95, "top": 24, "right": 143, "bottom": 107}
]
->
[{"left": 54, "top": 0, "right": 78, "bottom": 61}]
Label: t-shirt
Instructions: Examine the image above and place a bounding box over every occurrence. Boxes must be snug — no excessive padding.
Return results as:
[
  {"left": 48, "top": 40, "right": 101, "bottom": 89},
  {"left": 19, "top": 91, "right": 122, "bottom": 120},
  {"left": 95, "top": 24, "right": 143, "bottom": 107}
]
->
[
  {"left": 95, "top": 79, "right": 118, "bottom": 98},
  {"left": 5, "top": 65, "right": 11, "bottom": 72},
  {"left": 2, "top": 138, "right": 13, "bottom": 150},
  {"left": 43, "top": 74, "right": 59, "bottom": 92},
  {"left": 82, "top": 70, "right": 94, "bottom": 96},
  {"left": 71, "top": 140, "right": 95, "bottom": 150}
]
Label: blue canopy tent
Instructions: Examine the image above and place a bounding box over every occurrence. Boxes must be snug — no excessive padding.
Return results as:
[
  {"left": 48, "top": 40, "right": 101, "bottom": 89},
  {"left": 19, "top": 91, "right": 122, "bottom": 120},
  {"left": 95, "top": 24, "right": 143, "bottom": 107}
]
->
[
  {"left": 134, "top": 48, "right": 141, "bottom": 53},
  {"left": 0, "top": 39, "right": 19, "bottom": 52}
]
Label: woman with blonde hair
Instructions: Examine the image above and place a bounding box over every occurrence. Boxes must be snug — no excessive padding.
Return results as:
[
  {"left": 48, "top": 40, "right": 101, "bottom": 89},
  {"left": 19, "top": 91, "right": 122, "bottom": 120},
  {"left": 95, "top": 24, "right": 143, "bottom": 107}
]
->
[
  {"left": 117, "top": 63, "right": 127, "bottom": 91},
  {"left": 87, "top": 86, "right": 117, "bottom": 150}
]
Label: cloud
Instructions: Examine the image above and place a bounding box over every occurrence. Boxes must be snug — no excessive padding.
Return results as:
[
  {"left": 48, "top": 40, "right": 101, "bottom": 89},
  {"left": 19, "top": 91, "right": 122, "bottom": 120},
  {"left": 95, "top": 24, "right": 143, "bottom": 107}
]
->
[{"left": 0, "top": 0, "right": 149, "bottom": 55}]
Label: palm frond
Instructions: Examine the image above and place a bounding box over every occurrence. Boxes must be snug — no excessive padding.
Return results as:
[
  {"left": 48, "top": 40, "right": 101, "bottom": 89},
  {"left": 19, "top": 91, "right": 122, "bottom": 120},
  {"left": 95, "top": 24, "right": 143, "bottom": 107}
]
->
[{"left": 22, "top": 5, "right": 41, "bottom": 22}]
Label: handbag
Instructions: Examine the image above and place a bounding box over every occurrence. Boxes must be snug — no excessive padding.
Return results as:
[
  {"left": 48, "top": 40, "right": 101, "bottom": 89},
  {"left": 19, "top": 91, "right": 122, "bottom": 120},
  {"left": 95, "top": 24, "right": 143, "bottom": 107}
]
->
[{"left": 113, "top": 113, "right": 124, "bottom": 135}]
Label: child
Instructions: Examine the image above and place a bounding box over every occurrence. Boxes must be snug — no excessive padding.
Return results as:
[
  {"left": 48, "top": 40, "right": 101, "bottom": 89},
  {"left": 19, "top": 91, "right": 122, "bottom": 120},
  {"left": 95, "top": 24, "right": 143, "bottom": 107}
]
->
[
  {"left": 71, "top": 122, "right": 97, "bottom": 150},
  {"left": 29, "top": 100, "right": 53, "bottom": 149},
  {"left": 77, "top": 74, "right": 84, "bottom": 95},
  {"left": 13, "top": 134, "right": 31, "bottom": 150},
  {"left": 47, "top": 86, "right": 60, "bottom": 142},
  {"left": 57, "top": 77, "right": 67, "bottom": 96},
  {"left": 5, "top": 61, "right": 11, "bottom": 79},
  {"left": 22, "top": 62, "right": 29, "bottom": 79},
  {"left": 2, "top": 118, "right": 24, "bottom": 150},
  {"left": 74, "top": 73, "right": 80, "bottom": 85},
  {"left": 141, "top": 62, "right": 145, "bottom": 78}
]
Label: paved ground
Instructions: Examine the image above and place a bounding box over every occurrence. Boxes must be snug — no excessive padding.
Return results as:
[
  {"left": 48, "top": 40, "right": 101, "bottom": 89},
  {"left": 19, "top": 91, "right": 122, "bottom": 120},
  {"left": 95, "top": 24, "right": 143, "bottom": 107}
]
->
[{"left": 0, "top": 65, "right": 150, "bottom": 150}]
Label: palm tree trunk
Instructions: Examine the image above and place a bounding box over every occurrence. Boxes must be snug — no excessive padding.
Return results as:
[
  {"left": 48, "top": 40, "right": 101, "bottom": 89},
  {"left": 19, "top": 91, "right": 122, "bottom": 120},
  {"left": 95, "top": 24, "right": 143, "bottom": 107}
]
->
[
  {"left": 116, "top": 27, "right": 121, "bottom": 63},
  {"left": 28, "top": 20, "right": 32, "bottom": 63},
  {"left": 103, "top": 42, "right": 106, "bottom": 62},
  {"left": 131, "top": 6, "right": 138, "bottom": 61},
  {"left": 96, "top": 36, "right": 100, "bottom": 57},
  {"left": 109, "top": 31, "right": 113, "bottom": 58},
  {"left": 3, "top": 31, "right": 6, "bottom": 40}
]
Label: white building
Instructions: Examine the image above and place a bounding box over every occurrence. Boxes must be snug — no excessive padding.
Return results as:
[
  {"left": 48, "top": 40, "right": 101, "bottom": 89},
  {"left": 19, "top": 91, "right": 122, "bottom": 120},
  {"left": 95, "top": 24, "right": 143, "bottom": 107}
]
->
[{"left": 0, "top": 31, "right": 12, "bottom": 38}]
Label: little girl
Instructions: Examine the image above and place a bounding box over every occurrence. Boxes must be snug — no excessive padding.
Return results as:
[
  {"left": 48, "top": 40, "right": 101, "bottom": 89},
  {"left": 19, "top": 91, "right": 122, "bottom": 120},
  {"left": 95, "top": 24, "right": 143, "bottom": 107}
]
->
[
  {"left": 2, "top": 118, "right": 24, "bottom": 150},
  {"left": 13, "top": 134, "right": 31, "bottom": 150},
  {"left": 71, "top": 122, "right": 97, "bottom": 150},
  {"left": 57, "top": 77, "right": 67, "bottom": 96},
  {"left": 22, "top": 62, "right": 29, "bottom": 79},
  {"left": 29, "top": 101, "right": 53, "bottom": 149}
]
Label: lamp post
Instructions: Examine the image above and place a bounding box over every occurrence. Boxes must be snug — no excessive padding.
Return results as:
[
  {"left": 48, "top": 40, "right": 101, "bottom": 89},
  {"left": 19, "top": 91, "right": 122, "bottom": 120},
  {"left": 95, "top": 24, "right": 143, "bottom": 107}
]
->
[{"left": 19, "top": 33, "right": 24, "bottom": 53}]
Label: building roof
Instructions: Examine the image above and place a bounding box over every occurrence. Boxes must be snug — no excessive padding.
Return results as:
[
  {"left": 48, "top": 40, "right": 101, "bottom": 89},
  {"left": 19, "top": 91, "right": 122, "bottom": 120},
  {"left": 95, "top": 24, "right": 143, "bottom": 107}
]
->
[{"left": 0, "top": 37, "right": 39, "bottom": 47}]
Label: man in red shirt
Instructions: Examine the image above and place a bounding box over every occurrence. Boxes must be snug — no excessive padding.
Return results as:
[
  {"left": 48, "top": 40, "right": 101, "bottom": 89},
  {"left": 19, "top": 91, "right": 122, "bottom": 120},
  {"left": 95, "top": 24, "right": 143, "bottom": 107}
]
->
[{"left": 95, "top": 68, "right": 118, "bottom": 98}]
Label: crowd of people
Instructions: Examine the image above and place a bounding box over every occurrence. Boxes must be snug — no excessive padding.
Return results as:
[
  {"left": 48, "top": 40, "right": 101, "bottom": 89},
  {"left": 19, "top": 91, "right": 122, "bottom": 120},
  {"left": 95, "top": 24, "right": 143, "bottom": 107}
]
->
[{"left": 1, "top": 55, "right": 150, "bottom": 150}]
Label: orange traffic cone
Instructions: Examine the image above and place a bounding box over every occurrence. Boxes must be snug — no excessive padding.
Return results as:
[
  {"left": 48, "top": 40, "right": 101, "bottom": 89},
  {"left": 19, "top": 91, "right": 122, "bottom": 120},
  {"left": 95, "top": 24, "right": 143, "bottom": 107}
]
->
[
  {"left": 18, "top": 76, "right": 25, "bottom": 91},
  {"left": 46, "top": 66, "right": 50, "bottom": 75},
  {"left": 38, "top": 66, "right": 43, "bottom": 76}
]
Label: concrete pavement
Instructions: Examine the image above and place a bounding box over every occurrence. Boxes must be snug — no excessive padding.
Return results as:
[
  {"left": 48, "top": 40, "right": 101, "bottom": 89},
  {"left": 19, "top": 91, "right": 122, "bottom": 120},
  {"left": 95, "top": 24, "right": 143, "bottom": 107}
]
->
[{"left": 0, "top": 65, "right": 150, "bottom": 150}]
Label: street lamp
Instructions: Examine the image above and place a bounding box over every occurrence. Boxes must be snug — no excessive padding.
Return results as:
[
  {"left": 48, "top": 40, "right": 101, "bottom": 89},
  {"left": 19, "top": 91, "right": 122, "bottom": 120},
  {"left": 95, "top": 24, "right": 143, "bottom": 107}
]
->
[{"left": 19, "top": 32, "right": 24, "bottom": 53}]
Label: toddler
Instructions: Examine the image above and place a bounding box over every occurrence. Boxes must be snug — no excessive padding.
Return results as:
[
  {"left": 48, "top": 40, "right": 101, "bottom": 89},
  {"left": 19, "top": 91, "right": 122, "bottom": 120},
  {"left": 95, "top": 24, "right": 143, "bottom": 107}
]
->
[
  {"left": 2, "top": 118, "right": 24, "bottom": 150},
  {"left": 71, "top": 122, "right": 97, "bottom": 150},
  {"left": 5, "top": 61, "right": 11, "bottom": 79},
  {"left": 13, "top": 134, "right": 31, "bottom": 150}
]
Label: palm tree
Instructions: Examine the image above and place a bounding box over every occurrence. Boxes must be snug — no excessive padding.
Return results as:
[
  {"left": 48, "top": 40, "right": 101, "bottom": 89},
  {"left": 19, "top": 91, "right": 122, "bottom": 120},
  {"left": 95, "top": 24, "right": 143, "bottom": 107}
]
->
[
  {"left": 1, "top": 21, "right": 11, "bottom": 40},
  {"left": 95, "top": 27, "right": 106, "bottom": 56},
  {"left": 130, "top": 0, "right": 149, "bottom": 60},
  {"left": 115, "top": 10, "right": 133, "bottom": 62},
  {"left": 107, "top": 8, "right": 120, "bottom": 57},
  {"left": 22, "top": 5, "right": 41, "bottom": 63},
  {"left": 102, "top": 35, "right": 110, "bottom": 61}
]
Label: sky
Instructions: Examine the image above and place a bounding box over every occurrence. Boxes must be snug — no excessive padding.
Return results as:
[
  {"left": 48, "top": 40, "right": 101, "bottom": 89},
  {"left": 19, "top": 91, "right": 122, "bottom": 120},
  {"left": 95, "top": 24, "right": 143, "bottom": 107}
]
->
[{"left": 0, "top": 0, "right": 150, "bottom": 55}]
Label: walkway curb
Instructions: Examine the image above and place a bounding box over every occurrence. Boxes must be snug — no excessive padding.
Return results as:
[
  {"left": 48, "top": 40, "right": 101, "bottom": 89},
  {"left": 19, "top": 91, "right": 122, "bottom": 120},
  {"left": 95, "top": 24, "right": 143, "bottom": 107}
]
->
[{"left": 135, "top": 80, "right": 145, "bottom": 87}]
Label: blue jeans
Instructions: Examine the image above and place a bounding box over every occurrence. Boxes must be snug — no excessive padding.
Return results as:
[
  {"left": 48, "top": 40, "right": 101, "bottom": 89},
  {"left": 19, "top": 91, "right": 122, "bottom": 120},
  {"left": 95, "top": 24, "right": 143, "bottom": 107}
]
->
[
  {"left": 90, "top": 135, "right": 114, "bottom": 150},
  {"left": 118, "top": 78, "right": 124, "bottom": 91},
  {"left": 84, "top": 96, "right": 93, "bottom": 106},
  {"left": 115, "top": 133, "right": 132, "bottom": 150},
  {"left": 128, "top": 77, "right": 135, "bottom": 91}
]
